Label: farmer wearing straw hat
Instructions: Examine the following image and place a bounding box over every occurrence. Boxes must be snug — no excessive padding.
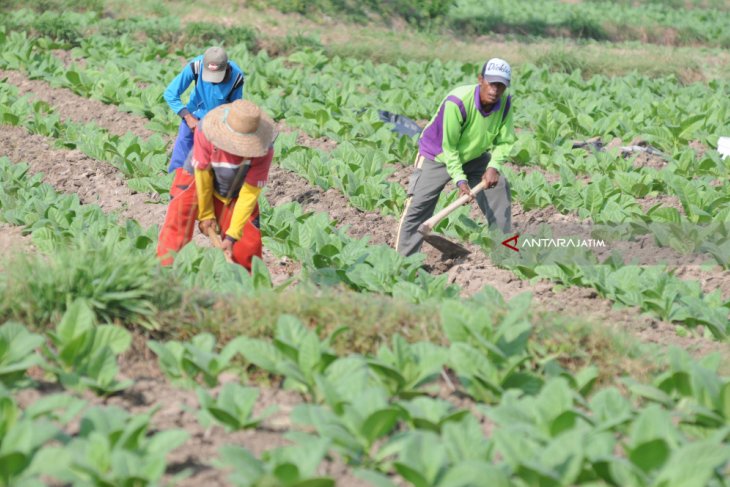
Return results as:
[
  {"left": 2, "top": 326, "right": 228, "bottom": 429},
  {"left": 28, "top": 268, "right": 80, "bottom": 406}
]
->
[
  {"left": 157, "top": 47, "right": 245, "bottom": 263},
  {"left": 157, "top": 100, "right": 276, "bottom": 269},
  {"left": 395, "top": 58, "right": 516, "bottom": 257}
]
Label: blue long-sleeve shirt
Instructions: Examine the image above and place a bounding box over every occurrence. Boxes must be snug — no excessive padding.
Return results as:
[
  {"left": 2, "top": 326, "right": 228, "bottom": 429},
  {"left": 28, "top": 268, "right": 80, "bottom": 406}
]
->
[{"left": 163, "top": 55, "right": 245, "bottom": 119}]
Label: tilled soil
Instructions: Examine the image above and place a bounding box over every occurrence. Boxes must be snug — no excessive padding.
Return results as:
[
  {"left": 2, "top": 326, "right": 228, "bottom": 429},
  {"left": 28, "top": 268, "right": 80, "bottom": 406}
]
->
[
  {"left": 635, "top": 192, "right": 685, "bottom": 214},
  {"left": 0, "top": 69, "right": 157, "bottom": 139},
  {"left": 1, "top": 71, "right": 727, "bottom": 354},
  {"left": 0, "top": 124, "right": 297, "bottom": 286},
  {"left": 1, "top": 125, "right": 163, "bottom": 226},
  {"left": 2, "top": 63, "right": 729, "bottom": 486}
]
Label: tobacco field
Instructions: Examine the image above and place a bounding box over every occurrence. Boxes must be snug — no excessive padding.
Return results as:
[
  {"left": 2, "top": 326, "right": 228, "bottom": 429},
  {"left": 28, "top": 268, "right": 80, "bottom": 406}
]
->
[{"left": 0, "top": 2, "right": 728, "bottom": 486}]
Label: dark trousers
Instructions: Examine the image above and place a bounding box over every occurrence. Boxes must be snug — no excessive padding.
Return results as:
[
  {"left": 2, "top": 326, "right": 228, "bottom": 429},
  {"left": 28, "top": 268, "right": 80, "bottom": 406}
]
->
[{"left": 395, "top": 153, "right": 511, "bottom": 257}]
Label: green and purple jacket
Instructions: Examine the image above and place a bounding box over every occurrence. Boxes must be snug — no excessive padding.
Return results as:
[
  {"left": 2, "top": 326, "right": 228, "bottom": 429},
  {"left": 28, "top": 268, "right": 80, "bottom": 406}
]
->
[{"left": 418, "top": 84, "right": 516, "bottom": 183}]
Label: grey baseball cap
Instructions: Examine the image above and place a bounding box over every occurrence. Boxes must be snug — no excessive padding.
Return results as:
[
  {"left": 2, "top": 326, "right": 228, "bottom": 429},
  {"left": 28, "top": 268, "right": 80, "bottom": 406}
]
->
[
  {"left": 202, "top": 47, "right": 228, "bottom": 83},
  {"left": 482, "top": 58, "right": 511, "bottom": 86}
]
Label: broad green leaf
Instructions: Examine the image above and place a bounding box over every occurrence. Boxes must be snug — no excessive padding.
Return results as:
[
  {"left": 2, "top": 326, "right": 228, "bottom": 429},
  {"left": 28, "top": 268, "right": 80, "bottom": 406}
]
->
[
  {"left": 653, "top": 442, "right": 730, "bottom": 487},
  {"left": 361, "top": 408, "right": 402, "bottom": 445},
  {"left": 629, "top": 438, "right": 670, "bottom": 473},
  {"left": 440, "top": 461, "right": 511, "bottom": 487},
  {"left": 239, "top": 338, "right": 284, "bottom": 373},
  {"left": 92, "top": 325, "right": 132, "bottom": 356}
]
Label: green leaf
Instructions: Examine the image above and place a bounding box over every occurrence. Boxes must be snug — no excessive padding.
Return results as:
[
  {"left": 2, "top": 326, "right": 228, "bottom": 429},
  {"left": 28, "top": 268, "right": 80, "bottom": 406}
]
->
[
  {"left": 298, "top": 332, "right": 322, "bottom": 382},
  {"left": 628, "top": 383, "right": 673, "bottom": 407},
  {"left": 218, "top": 445, "right": 265, "bottom": 481},
  {"left": 439, "top": 461, "right": 511, "bottom": 487},
  {"left": 207, "top": 406, "right": 244, "bottom": 430},
  {"left": 653, "top": 442, "right": 730, "bottom": 487},
  {"left": 291, "top": 478, "right": 335, "bottom": 487},
  {"left": 589, "top": 387, "right": 632, "bottom": 430},
  {"left": 146, "top": 429, "right": 188, "bottom": 456},
  {"left": 92, "top": 325, "right": 132, "bottom": 356},
  {"left": 628, "top": 438, "right": 669, "bottom": 473},
  {"left": 361, "top": 408, "right": 402, "bottom": 445},
  {"left": 273, "top": 462, "right": 300, "bottom": 483},
  {"left": 0, "top": 451, "right": 28, "bottom": 480},
  {"left": 368, "top": 362, "right": 406, "bottom": 390},
  {"left": 55, "top": 299, "right": 95, "bottom": 348},
  {"left": 394, "top": 462, "right": 429, "bottom": 487},
  {"left": 3, "top": 418, "right": 37, "bottom": 455},
  {"left": 721, "top": 382, "right": 730, "bottom": 421},
  {"left": 239, "top": 338, "right": 284, "bottom": 373},
  {"left": 502, "top": 372, "right": 543, "bottom": 395},
  {"left": 549, "top": 411, "right": 579, "bottom": 437},
  {"left": 0, "top": 322, "right": 45, "bottom": 385}
]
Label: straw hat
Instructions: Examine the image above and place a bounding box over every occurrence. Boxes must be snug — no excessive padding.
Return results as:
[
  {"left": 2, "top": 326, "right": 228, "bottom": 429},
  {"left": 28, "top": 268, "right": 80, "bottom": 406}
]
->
[{"left": 202, "top": 100, "right": 275, "bottom": 157}]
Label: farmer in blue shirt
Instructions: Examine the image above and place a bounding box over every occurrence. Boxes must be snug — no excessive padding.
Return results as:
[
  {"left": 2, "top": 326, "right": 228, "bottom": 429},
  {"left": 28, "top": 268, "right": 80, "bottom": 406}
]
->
[
  {"left": 164, "top": 46, "right": 245, "bottom": 175},
  {"left": 157, "top": 46, "right": 245, "bottom": 263}
]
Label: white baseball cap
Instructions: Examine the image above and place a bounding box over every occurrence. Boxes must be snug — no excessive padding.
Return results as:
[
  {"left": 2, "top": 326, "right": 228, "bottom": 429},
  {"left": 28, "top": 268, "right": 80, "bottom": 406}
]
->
[
  {"left": 482, "top": 58, "right": 511, "bottom": 86},
  {"left": 202, "top": 47, "right": 228, "bottom": 83}
]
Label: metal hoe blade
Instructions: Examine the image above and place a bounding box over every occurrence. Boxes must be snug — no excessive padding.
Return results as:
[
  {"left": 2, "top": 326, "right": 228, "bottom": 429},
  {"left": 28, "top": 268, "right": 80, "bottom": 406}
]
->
[{"left": 422, "top": 233, "right": 470, "bottom": 259}]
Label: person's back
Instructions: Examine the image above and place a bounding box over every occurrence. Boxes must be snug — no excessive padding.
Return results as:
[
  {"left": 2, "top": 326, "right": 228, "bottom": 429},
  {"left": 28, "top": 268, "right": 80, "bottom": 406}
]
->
[
  {"left": 163, "top": 52, "right": 245, "bottom": 125},
  {"left": 164, "top": 47, "right": 245, "bottom": 173}
]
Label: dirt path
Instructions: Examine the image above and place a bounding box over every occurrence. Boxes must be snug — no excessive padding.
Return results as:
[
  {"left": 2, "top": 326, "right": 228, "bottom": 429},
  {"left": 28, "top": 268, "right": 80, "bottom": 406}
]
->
[{"left": 1, "top": 71, "right": 727, "bottom": 358}]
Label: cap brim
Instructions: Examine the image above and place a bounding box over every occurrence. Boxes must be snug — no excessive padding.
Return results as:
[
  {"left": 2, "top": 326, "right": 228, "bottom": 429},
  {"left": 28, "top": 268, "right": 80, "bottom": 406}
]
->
[
  {"left": 202, "top": 68, "right": 226, "bottom": 83},
  {"left": 483, "top": 75, "right": 510, "bottom": 87}
]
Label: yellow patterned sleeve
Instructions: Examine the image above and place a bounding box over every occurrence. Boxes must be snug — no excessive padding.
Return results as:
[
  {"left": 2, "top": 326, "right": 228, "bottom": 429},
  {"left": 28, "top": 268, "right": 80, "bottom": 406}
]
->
[
  {"left": 195, "top": 168, "right": 216, "bottom": 221},
  {"left": 226, "top": 182, "right": 261, "bottom": 240}
]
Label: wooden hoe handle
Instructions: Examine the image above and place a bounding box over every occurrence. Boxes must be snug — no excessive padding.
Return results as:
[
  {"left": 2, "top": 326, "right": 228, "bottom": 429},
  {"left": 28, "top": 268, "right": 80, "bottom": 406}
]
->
[
  {"left": 418, "top": 181, "right": 487, "bottom": 236},
  {"left": 203, "top": 226, "right": 234, "bottom": 263}
]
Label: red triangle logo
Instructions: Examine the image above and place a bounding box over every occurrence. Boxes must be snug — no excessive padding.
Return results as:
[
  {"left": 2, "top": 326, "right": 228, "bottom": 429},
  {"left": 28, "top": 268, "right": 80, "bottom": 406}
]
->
[{"left": 501, "top": 234, "right": 519, "bottom": 252}]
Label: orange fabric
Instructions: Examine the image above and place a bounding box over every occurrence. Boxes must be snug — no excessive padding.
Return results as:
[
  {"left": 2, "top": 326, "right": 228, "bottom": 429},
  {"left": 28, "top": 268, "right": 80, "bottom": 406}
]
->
[
  {"left": 157, "top": 168, "right": 197, "bottom": 266},
  {"left": 156, "top": 167, "right": 261, "bottom": 270},
  {"left": 213, "top": 198, "right": 262, "bottom": 270}
]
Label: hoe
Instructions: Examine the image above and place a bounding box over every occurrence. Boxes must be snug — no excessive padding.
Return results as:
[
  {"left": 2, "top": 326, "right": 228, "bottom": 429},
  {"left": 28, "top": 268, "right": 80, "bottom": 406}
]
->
[{"left": 417, "top": 181, "right": 487, "bottom": 259}]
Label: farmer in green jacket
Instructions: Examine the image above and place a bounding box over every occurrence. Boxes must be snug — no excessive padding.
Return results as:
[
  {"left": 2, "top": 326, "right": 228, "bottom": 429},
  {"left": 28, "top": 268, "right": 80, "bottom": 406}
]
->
[{"left": 395, "top": 58, "right": 516, "bottom": 257}]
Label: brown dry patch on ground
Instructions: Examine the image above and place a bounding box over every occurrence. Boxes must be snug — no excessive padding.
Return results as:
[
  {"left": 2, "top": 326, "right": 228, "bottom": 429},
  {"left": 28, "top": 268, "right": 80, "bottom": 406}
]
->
[
  {"left": 51, "top": 49, "right": 85, "bottom": 69},
  {"left": 632, "top": 151, "right": 669, "bottom": 170},
  {"left": 0, "top": 223, "right": 29, "bottom": 254},
  {"left": 267, "top": 165, "right": 396, "bottom": 246},
  {"left": 688, "top": 139, "right": 708, "bottom": 159},
  {"left": 672, "top": 264, "right": 730, "bottom": 302},
  {"left": 636, "top": 193, "right": 685, "bottom": 214},
  {"left": 385, "top": 164, "right": 412, "bottom": 188},
  {"left": 0, "top": 223, "right": 32, "bottom": 272},
  {"left": 503, "top": 162, "right": 563, "bottom": 184}
]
